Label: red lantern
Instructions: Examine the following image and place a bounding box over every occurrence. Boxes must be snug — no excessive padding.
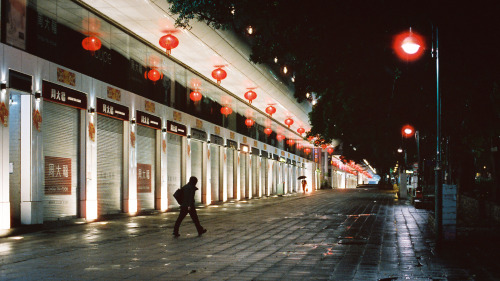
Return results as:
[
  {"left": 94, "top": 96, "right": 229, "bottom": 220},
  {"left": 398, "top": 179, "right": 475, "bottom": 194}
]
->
[
  {"left": 144, "top": 68, "right": 163, "bottom": 83},
  {"left": 297, "top": 127, "right": 305, "bottom": 135},
  {"left": 265, "top": 105, "right": 276, "bottom": 116},
  {"left": 264, "top": 128, "right": 272, "bottom": 135},
  {"left": 327, "top": 147, "right": 334, "bottom": 154},
  {"left": 307, "top": 136, "right": 314, "bottom": 141},
  {"left": 284, "top": 118, "right": 294, "bottom": 128},
  {"left": 212, "top": 67, "right": 227, "bottom": 84},
  {"left": 159, "top": 34, "right": 179, "bottom": 55},
  {"left": 401, "top": 124, "right": 415, "bottom": 138},
  {"left": 304, "top": 148, "right": 311, "bottom": 154},
  {"left": 287, "top": 139, "right": 295, "bottom": 146},
  {"left": 321, "top": 144, "right": 327, "bottom": 149},
  {"left": 244, "top": 90, "right": 257, "bottom": 104},
  {"left": 276, "top": 134, "right": 285, "bottom": 141},
  {"left": 82, "top": 36, "right": 101, "bottom": 54},
  {"left": 190, "top": 91, "right": 202, "bottom": 102},
  {"left": 221, "top": 106, "right": 232, "bottom": 117},
  {"left": 245, "top": 118, "right": 254, "bottom": 128}
]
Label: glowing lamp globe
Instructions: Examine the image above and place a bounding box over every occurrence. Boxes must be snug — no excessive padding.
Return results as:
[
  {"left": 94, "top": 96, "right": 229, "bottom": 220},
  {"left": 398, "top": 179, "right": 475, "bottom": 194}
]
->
[
  {"left": 265, "top": 105, "right": 276, "bottom": 116},
  {"left": 297, "top": 127, "right": 305, "bottom": 135},
  {"left": 264, "top": 128, "right": 272, "bottom": 135},
  {"left": 159, "top": 34, "right": 179, "bottom": 55},
  {"left": 244, "top": 90, "right": 257, "bottom": 104},
  {"left": 190, "top": 91, "right": 202, "bottom": 102},
  {"left": 82, "top": 36, "right": 101, "bottom": 54},
  {"left": 393, "top": 29, "right": 425, "bottom": 61},
  {"left": 245, "top": 118, "right": 254, "bottom": 128},
  {"left": 401, "top": 124, "right": 415, "bottom": 138},
  {"left": 221, "top": 106, "right": 232, "bottom": 117},
  {"left": 212, "top": 67, "right": 227, "bottom": 84}
]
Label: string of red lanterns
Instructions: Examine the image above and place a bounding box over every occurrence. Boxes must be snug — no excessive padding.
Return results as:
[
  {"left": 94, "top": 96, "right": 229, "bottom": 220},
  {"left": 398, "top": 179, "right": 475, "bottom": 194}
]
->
[
  {"left": 245, "top": 118, "right": 254, "bottom": 128},
  {"left": 221, "top": 106, "right": 232, "bottom": 117},
  {"left": 244, "top": 90, "right": 257, "bottom": 104},
  {"left": 212, "top": 66, "right": 227, "bottom": 84},
  {"left": 265, "top": 105, "right": 276, "bottom": 116},
  {"left": 159, "top": 34, "right": 179, "bottom": 56}
]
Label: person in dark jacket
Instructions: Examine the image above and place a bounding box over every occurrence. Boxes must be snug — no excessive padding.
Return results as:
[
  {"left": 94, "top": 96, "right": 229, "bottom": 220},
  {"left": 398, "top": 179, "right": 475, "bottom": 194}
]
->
[{"left": 173, "top": 176, "right": 207, "bottom": 237}]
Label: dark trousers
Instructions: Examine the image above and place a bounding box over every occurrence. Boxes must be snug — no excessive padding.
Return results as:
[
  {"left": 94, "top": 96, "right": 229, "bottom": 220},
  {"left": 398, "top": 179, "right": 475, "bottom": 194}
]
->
[{"left": 173, "top": 205, "right": 203, "bottom": 234}]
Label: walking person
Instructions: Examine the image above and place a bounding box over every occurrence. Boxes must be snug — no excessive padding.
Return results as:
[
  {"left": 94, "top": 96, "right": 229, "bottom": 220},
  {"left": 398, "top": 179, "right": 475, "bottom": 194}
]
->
[{"left": 173, "top": 176, "right": 207, "bottom": 237}]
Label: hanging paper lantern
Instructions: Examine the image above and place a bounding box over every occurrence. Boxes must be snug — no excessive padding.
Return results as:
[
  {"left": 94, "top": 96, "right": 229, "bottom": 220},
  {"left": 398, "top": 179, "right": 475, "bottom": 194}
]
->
[
  {"left": 297, "top": 127, "right": 305, "bottom": 135},
  {"left": 159, "top": 34, "right": 179, "bottom": 55},
  {"left": 321, "top": 144, "right": 327, "bottom": 149},
  {"left": 284, "top": 118, "right": 294, "bottom": 128},
  {"left": 307, "top": 136, "right": 314, "bottom": 141},
  {"left": 244, "top": 90, "right": 257, "bottom": 104},
  {"left": 190, "top": 91, "right": 202, "bottom": 102},
  {"left": 265, "top": 105, "right": 276, "bottom": 116},
  {"left": 276, "top": 134, "right": 285, "bottom": 141},
  {"left": 304, "top": 148, "right": 311, "bottom": 154},
  {"left": 327, "top": 147, "right": 334, "bottom": 154},
  {"left": 212, "top": 67, "right": 227, "bottom": 84},
  {"left": 221, "top": 106, "right": 233, "bottom": 117},
  {"left": 144, "top": 68, "right": 163, "bottom": 83},
  {"left": 264, "top": 128, "right": 272, "bottom": 135},
  {"left": 287, "top": 139, "right": 295, "bottom": 146},
  {"left": 245, "top": 118, "right": 254, "bottom": 128},
  {"left": 82, "top": 36, "right": 101, "bottom": 54}
]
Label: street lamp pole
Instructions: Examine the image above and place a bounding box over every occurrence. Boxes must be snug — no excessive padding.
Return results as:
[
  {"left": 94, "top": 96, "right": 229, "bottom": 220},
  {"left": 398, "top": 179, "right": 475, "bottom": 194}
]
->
[{"left": 433, "top": 26, "right": 443, "bottom": 242}]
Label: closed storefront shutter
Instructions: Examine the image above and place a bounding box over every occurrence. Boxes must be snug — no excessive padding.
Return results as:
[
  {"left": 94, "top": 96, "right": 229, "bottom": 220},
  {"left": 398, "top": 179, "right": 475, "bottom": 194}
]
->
[
  {"left": 9, "top": 92, "right": 21, "bottom": 225},
  {"left": 137, "top": 125, "right": 155, "bottom": 211},
  {"left": 97, "top": 115, "right": 123, "bottom": 215},
  {"left": 240, "top": 154, "right": 247, "bottom": 199},
  {"left": 252, "top": 155, "right": 258, "bottom": 197},
  {"left": 227, "top": 149, "right": 234, "bottom": 199},
  {"left": 167, "top": 133, "right": 182, "bottom": 208},
  {"left": 210, "top": 145, "right": 220, "bottom": 202},
  {"left": 191, "top": 140, "right": 202, "bottom": 203},
  {"left": 42, "top": 101, "right": 80, "bottom": 221}
]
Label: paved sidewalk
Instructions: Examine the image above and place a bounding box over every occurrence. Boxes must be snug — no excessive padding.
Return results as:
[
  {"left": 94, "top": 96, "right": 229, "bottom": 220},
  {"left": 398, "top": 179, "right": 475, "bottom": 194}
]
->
[{"left": 0, "top": 189, "right": 496, "bottom": 280}]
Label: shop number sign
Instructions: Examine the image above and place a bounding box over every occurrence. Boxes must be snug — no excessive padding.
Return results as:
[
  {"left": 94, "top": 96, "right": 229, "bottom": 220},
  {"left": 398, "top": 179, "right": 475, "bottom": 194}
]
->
[
  {"left": 137, "top": 163, "right": 152, "bottom": 193},
  {"left": 44, "top": 156, "right": 72, "bottom": 195}
]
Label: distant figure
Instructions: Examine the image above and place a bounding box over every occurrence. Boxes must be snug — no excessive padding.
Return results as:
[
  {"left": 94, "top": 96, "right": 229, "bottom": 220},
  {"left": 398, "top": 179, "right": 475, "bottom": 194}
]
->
[
  {"left": 302, "top": 179, "right": 307, "bottom": 193},
  {"left": 173, "top": 176, "right": 207, "bottom": 237}
]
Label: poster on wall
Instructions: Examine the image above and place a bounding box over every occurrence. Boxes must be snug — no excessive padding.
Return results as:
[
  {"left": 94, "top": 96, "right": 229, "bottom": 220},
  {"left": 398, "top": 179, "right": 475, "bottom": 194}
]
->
[
  {"left": 5, "top": 0, "right": 27, "bottom": 49},
  {"left": 44, "top": 156, "right": 72, "bottom": 195},
  {"left": 137, "top": 163, "right": 152, "bottom": 193}
]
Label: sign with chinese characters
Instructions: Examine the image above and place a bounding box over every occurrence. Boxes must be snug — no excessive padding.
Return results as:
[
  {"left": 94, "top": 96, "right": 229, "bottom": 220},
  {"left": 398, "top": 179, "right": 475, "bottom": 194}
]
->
[
  {"left": 137, "top": 163, "right": 152, "bottom": 193},
  {"left": 214, "top": 126, "right": 220, "bottom": 135},
  {"left": 261, "top": 151, "right": 269, "bottom": 158},
  {"left": 210, "top": 134, "right": 224, "bottom": 146},
  {"left": 196, "top": 119, "right": 203, "bottom": 129},
  {"left": 286, "top": 158, "right": 291, "bottom": 164},
  {"left": 97, "top": 98, "right": 129, "bottom": 121},
  {"left": 173, "top": 111, "right": 182, "bottom": 122},
  {"left": 251, "top": 147, "right": 260, "bottom": 156},
  {"left": 44, "top": 156, "right": 72, "bottom": 195},
  {"left": 145, "top": 100, "right": 155, "bottom": 113},
  {"left": 226, "top": 139, "right": 238, "bottom": 150},
  {"left": 292, "top": 160, "right": 297, "bottom": 166},
  {"left": 42, "top": 80, "right": 87, "bottom": 109},
  {"left": 167, "top": 120, "right": 187, "bottom": 136},
  {"left": 136, "top": 110, "right": 161, "bottom": 130},
  {"left": 243, "top": 137, "right": 247, "bottom": 143},
  {"left": 273, "top": 154, "right": 279, "bottom": 161},
  {"left": 191, "top": 128, "right": 207, "bottom": 141}
]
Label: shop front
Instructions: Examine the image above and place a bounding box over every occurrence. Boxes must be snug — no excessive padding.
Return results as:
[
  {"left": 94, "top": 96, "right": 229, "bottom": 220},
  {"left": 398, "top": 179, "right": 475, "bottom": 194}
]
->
[
  {"left": 136, "top": 110, "right": 161, "bottom": 211},
  {"left": 166, "top": 120, "right": 186, "bottom": 208},
  {"left": 260, "top": 151, "right": 269, "bottom": 196},
  {"left": 226, "top": 139, "right": 238, "bottom": 200},
  {"left": 42, "top": 81, "right": 87, "bottom": 221},
  {"left": 190, "top": 128, "right": 207, "bottom": 204},
  {"left": 251, "top": 147, "right": 260, "bottom": 198},
  {"left": 96, "top": 98, "right": 129, "bottom": 216},
  {"left": 209, "top": 133, "right": 224, "bottom": 203},
  {"left": 240, "top": 144, "right": 250, "bottom": 199}
]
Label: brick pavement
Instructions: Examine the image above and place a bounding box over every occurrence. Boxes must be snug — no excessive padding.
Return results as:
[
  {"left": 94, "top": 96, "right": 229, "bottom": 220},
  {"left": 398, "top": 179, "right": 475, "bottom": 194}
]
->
[{"left": 0, "top": 189, "right": 495, "bottom": 280}]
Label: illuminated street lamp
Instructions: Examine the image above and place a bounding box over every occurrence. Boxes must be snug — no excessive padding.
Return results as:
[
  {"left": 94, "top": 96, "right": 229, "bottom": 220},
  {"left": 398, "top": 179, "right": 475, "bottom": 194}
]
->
[{"left": 396, "top": 26, "right": 443, "bottom": 241}]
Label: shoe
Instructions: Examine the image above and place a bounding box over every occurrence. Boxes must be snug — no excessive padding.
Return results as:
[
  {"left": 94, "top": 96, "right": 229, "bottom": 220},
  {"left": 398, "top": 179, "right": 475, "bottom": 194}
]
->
[
  {"left": 173, "top": 232, "right": 180, "bottom": 237},
  {"left": 198, "top": 229, "right": 207, "bottom": 236}
]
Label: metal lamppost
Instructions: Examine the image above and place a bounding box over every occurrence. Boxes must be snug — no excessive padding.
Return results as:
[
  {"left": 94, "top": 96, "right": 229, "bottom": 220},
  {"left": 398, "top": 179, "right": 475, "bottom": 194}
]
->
[{"left": 395, "top": 27, "right": 443, "bottom": 241}]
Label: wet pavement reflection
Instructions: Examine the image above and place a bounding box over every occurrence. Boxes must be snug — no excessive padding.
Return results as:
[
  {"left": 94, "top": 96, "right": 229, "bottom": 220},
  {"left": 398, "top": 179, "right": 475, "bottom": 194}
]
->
[{"left": 0, "top": 189, "right": 499, "bottom": 280}]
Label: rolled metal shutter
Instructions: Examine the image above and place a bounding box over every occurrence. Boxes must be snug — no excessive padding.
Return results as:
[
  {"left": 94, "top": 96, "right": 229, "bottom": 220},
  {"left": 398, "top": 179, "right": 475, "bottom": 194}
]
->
[
  {"left": 42, "top": 101, "right": 80, "bottom": 221},
  {"left": 252, "top": 155, "right": 258, "bottom": 197},
  {"left": 97, "top": 115, "right": 123, "bottom": 215},
  {"left": 9, "top": 93, "right": 21, "bottom": 225},
  {"left": 137, "top": 125, "right": 155, "bottom": 211},
  {"left": 167, "top": 133, "right": 182, "bottom": 208},
  {"left": 190, "top": 140, "right": 202, "bottom": 203},
  {"left": 240, "top": 154, "right": 247, "bottom": 199},
  {"left": 227, "top": 149, "right": 234, "bottom": 199},
  {"left": 210, "top": 145, "right": 219, "bottom": 202}
]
